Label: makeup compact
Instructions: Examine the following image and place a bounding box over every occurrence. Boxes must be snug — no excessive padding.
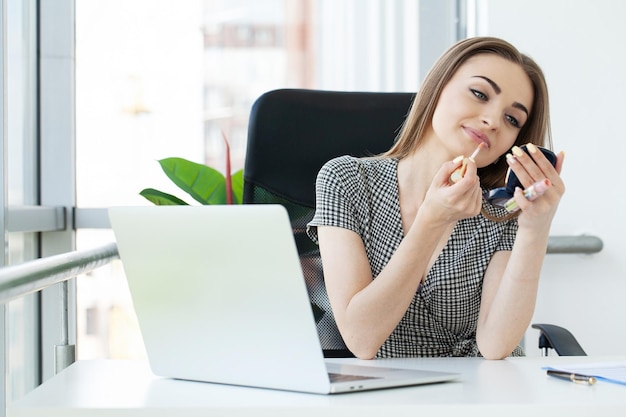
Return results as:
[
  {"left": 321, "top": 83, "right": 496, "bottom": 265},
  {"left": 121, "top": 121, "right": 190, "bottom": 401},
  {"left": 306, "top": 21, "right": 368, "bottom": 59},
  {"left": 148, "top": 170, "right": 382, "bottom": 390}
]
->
[{"left": 483, "top": 145, "right": 557, "bottom": 210}]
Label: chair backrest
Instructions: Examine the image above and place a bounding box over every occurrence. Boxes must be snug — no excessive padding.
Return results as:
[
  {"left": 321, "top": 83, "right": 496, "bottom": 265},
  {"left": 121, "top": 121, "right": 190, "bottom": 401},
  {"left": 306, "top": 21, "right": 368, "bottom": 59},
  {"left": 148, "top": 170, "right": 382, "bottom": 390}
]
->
[
  {"left": 532, "top": 323, "right": 587, "bottom": 356},
  {"left": 243, "top": 88, "right": 414, "bottom": 357}
]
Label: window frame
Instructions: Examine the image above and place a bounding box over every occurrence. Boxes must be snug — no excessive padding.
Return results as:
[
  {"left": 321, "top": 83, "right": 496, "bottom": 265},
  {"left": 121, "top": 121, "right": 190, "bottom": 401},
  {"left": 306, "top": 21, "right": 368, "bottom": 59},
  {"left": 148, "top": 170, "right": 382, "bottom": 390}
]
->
[{"left": 0, "top": 1, "right": 464, "bottom": 410}]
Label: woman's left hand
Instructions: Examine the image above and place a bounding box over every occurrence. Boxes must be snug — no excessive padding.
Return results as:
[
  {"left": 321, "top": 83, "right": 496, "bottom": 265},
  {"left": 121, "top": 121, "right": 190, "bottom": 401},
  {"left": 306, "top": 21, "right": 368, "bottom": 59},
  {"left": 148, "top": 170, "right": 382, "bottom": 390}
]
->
[{"left": 505, "top": 143, "right": 565, "bottom": 229}]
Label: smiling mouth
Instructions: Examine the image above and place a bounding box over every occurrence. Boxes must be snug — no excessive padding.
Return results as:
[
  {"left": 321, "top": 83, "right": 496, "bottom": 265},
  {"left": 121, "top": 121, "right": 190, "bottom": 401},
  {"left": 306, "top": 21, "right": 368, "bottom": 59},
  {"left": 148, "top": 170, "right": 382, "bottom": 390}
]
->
[{"left": 463, "top": 126, "right": 490, "bottom": 148}]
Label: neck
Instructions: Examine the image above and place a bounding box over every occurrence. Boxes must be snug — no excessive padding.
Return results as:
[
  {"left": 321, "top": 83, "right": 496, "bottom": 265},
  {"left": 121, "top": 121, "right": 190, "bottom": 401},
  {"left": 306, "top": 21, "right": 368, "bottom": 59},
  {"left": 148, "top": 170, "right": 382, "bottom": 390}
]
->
[{"left": 398, "top": 139, "right": 450, "bottom": 189}]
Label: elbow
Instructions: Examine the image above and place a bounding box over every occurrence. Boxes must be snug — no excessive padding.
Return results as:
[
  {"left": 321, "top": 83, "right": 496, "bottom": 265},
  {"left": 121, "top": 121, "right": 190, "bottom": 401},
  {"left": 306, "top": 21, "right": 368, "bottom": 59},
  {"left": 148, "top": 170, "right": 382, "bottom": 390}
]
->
[
  {"left": 335, "top": 320, "right": 382, "bottom": 359},
  {"left": 476, "top": 336, "right": 513, "bottom": 360},
  {"left": 343, "top": 337, "right": 380, "bottom": 360},
  {"left": 480, "top": 349, "right": 508, "bottom": 360},
  {"left": 352, "top": 349, "right": 377, "bottom": 360},
  {"left": 346, "top": 342, "right": 379, "bottom": 360}
]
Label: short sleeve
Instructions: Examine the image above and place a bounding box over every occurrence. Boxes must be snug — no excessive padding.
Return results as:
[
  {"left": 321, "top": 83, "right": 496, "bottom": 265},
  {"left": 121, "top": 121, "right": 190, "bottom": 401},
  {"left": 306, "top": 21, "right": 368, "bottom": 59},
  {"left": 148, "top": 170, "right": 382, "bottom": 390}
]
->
[
  {"left": 306, "top": 156, "right": 361, "bottom": 244},
  {"left": 480, "top": 198, "right": 519, "bottom": 252},
  {"left": 495, "top": 216, "right": 519, "bottom": 252}
]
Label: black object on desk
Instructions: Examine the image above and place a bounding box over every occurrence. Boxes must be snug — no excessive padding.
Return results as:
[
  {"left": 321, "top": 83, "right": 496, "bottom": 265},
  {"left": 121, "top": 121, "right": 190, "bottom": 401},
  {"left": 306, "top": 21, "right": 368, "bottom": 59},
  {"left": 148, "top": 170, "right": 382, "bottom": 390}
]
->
[{"left": 547, "top": 369, "right": 596, "bottom": 385}]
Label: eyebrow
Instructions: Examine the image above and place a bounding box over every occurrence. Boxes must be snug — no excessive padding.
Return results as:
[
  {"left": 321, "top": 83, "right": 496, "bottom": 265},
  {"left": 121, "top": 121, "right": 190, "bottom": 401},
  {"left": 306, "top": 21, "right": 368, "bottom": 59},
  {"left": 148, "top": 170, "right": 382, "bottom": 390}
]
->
[{"left": 473, "top": 75, "right": 529, "bottom": 116}]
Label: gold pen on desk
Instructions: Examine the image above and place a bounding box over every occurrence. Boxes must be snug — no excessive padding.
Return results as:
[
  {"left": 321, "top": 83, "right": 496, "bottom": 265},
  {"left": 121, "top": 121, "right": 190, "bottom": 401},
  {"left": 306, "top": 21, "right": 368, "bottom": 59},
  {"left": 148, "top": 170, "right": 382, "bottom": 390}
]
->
[{"left": 547, "top": 370, "right": 597, "bottom": 385}]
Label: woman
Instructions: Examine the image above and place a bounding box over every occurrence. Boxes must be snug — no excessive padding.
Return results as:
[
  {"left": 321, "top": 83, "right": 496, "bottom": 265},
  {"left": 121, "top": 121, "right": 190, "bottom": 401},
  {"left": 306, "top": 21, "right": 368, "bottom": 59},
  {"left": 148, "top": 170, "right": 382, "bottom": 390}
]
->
[{"left": 306, "top": 37, "right": 565, "bottom": 360}]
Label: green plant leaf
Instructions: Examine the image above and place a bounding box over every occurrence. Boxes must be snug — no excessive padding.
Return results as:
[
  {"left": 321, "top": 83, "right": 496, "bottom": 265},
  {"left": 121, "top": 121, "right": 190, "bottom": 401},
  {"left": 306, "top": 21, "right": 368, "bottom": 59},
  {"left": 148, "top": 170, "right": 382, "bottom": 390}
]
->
[
  {"left": 158, "top": 157, "right": 226, "bottom": 205},
  {"left": 139, "top": 188, "right": 190, "bottom": 205},
  {"left": 231, "top": 169, "right": 244, "bottom": 204}
]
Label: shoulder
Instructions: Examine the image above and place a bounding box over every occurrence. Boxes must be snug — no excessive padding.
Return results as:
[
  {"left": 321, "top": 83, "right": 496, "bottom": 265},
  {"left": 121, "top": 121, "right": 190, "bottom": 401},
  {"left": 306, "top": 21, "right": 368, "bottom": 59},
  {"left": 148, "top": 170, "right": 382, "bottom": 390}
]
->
[
  {"left": 317, "top": 156, "right": 398, "bottom": 198},
  {"left": 319, "top": 155, "right": 360, "bottom": 176},
  {"left": 319, "top": 155, "right": 397, "bottom": 183}
]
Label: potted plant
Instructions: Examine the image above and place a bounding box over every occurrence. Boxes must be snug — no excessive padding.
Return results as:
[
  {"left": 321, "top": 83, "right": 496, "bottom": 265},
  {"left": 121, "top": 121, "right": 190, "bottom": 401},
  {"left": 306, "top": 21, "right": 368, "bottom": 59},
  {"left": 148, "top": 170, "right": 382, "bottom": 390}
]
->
[{"left": 140, "top": 135, "right": 243, "bottom": 205}]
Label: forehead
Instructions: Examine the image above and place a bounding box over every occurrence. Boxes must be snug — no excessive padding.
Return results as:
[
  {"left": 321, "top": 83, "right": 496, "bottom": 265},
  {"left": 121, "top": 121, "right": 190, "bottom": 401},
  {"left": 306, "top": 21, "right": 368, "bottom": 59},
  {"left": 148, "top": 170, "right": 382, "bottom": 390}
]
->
[{"left": 453, "top": 53, "right": 534, "bottom": 107}]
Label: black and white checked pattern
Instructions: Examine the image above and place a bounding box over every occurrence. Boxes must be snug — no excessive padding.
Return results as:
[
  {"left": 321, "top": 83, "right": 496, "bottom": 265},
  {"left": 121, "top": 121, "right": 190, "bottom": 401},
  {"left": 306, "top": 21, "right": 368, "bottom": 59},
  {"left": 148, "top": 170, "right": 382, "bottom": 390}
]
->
[{"left": 307, "top": 155, "right": 524, "bottom": 357}]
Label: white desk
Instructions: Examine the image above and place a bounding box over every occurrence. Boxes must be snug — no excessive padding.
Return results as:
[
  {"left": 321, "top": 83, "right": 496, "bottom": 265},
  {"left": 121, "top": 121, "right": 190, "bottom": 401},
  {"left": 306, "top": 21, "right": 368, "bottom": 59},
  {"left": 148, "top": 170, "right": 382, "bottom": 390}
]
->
[{"left": 9, "top": 356, "right": 626, "bottom": 417}]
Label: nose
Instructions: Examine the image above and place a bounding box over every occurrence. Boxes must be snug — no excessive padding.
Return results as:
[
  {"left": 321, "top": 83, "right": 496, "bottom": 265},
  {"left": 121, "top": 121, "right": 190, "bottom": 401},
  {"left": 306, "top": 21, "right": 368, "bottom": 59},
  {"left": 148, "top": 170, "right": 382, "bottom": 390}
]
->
[{"left": 481, "top": 109, "right": 499, "bottom": 129}]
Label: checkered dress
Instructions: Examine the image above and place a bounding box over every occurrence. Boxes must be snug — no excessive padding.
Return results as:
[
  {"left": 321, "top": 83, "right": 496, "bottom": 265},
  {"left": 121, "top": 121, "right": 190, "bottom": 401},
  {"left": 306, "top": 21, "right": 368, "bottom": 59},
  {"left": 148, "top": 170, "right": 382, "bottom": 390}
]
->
[{"left": 307, "top": 155, "right": 524, "bottom": 357}]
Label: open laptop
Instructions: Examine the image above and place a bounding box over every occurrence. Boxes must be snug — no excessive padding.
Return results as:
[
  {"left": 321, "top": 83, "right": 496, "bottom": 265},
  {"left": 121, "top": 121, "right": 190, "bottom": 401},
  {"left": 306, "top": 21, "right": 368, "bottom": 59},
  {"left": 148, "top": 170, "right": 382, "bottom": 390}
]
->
[{"left": 108, "top": 205, "right": 459, "bottom": 394}]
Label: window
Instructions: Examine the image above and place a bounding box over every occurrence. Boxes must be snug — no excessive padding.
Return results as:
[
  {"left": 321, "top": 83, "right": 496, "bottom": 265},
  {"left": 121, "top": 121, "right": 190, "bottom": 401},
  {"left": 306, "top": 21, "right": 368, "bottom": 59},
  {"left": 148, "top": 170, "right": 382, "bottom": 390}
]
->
[
  {"left": 6, "top": 0, "right": 40, "bottom": 401},
  {"left": 75, "top": 0, "right": 461, "bottom": 361}
]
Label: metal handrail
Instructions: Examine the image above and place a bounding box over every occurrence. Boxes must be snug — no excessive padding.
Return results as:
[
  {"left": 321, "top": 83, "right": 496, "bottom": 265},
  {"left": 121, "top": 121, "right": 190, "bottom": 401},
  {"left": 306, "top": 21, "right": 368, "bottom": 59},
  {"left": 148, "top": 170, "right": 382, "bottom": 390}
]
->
[
  {"left": 0, "top": 242, "right": 119, "bottom": 305},
  {"left": 0, "top": 235, "right": 604, "bottom": 305},
  {"left": 547, "top": 235, "right": 603, "bottom": 254},
  {"left": 0, "top": 234, "right": 603, "bottom": 375}
]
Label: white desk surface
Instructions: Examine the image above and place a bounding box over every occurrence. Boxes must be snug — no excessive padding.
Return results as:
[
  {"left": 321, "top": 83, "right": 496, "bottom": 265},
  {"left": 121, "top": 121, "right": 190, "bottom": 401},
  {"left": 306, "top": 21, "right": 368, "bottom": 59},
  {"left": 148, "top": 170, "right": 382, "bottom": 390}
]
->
[{"left": 9, "top": 356, "right": 626, "bottom": 417}]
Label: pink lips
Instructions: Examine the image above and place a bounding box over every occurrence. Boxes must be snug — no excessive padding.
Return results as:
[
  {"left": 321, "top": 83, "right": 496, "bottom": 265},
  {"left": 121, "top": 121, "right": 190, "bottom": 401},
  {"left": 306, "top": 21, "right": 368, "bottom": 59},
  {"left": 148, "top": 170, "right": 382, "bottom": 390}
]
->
[{"left": 463, "top": 126, "right": 490, "bottom": 148}]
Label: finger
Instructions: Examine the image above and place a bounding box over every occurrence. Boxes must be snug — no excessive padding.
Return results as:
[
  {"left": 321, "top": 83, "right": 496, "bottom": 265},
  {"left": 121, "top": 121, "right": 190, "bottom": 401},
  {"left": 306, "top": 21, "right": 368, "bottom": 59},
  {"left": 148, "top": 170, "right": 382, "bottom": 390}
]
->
[
  {"left": 505, "top": 153, "right": 532, "bottom": 188},
  {"left": 440, "top": 158, "right": 464, "bottom": 185},
  {"left": 447, "top": 155, "right": 468, "bottom": 184},
  {"left": 458, "top": 159, "right": 483, "bottom": 209},
  {"left": 554, "top": 150, "right": 565, "bottom": 175},
  {"left": 511, "top": 145, "right": 545, "bottom": 185},
  {"left": 526, "top": 143, "right": 559, "bottom": 178},
  {"left": 455, "top": 159, "right": 481, "bottom": 192},
  {"left": 509, "top": 186, "right": 531, "bottom": 213},
  {"left": 462, "top": 157, "right": 478, "bottom": 179},
  {"left": 527, "top": 145, "right": 566, "bottom": 196}
]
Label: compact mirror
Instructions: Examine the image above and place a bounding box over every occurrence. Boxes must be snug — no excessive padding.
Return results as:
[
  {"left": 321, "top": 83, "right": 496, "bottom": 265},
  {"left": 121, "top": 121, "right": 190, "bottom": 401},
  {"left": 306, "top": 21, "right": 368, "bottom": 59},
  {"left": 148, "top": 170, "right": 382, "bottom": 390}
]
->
[{"left": 483, "top": 145, "right": 557, "bottom": 208}]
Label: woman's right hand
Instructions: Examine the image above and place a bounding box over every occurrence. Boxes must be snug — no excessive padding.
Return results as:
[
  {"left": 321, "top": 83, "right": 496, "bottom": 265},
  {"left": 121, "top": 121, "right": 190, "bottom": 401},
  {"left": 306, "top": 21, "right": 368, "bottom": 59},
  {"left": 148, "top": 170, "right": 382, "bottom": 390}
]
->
[{"left": 421, "top": 157, "right": 483, "bottom": 225}]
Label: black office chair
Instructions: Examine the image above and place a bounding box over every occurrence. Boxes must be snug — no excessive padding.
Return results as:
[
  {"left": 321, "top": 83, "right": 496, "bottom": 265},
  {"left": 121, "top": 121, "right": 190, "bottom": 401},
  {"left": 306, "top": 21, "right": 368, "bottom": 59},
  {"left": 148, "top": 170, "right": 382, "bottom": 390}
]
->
[
  {"left": 243, "top": 88, "right": 586, "bottom": 358},
  {"left": 532, "top": 323, "right": 587, "bottom": 356},
  {"left": 243, "top": 89, "right": 414, "bottom": 357}
]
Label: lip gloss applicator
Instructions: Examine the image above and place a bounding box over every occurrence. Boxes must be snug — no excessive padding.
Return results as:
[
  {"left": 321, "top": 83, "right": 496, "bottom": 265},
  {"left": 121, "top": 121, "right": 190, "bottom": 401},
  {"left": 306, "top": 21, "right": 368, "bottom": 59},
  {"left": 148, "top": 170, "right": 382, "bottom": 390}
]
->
[{"left": 450, "top": 143, "right": 485, "bottom": 183}]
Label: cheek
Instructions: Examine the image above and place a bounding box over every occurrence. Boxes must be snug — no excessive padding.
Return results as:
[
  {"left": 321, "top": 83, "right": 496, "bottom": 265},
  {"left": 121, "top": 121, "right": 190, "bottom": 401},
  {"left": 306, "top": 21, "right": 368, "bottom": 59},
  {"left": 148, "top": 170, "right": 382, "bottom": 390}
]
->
[
  {"left": 431, "top": 106, "right": 444, "bottom": 132},
  {"left": 495, "top": 132, "right": 519, "bottom": 156},
  {"left": 431, "top": 93, "right": 459, "bottom": 130}
]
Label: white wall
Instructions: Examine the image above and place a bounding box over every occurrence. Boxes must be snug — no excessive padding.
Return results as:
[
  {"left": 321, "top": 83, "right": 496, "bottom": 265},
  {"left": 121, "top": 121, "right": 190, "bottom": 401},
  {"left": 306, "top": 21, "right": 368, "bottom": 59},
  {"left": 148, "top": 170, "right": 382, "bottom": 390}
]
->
[{"left": 477, "top": 0, "right": 626, "bottom": 355}]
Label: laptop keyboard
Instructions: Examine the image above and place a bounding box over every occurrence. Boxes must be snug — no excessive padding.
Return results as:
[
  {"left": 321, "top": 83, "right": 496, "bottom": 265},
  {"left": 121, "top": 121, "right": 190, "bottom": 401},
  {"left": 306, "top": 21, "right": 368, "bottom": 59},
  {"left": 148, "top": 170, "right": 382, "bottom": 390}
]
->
[{"left": 328, "top": 372, "right": 381, "bottom": 383}]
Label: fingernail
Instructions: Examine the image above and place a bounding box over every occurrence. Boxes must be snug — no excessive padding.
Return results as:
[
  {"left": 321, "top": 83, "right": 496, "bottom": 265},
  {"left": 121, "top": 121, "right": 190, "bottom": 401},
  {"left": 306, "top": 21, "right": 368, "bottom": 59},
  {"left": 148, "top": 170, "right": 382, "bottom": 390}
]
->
[
  {"left": 527, "top": 143, "right": 538, "bottom": 153},
  {"left": 505, "top": 153, "right": 516, "bottom": 163},
  {"left": 453, "top": 155, "right": 464, "bottom": 164},
  {"left": 512, "top": 146, "right": 524, "bottom": 157}
]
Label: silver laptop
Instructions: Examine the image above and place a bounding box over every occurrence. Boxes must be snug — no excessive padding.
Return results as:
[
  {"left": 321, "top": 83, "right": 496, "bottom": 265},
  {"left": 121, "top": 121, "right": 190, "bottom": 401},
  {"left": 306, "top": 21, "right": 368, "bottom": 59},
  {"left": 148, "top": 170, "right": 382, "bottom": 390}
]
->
[{"left": 108, "top": 205, "right": 459, "bottom": 394}]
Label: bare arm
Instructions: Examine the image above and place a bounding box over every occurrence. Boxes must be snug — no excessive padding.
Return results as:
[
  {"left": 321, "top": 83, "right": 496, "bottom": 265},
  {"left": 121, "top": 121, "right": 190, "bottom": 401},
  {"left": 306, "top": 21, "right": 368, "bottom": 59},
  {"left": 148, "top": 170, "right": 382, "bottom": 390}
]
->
[{"left": 476, "top": 145, "right": 565, "bottom": 359}]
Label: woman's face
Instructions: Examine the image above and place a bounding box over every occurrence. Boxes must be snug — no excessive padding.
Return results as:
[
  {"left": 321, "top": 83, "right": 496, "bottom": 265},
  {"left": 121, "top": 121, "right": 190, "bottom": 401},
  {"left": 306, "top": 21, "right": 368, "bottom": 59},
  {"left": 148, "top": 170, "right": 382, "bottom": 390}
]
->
[{"left": 430, "top": 53, "right": 534, "bottom": 167}]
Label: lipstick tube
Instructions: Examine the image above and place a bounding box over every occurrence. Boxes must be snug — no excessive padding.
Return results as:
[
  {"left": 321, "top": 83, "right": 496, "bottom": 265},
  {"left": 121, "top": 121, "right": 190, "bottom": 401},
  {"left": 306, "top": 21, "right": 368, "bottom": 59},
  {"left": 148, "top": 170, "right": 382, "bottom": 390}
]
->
[{"left": 504, "top": 179, "right": 552, "bottom": 212}]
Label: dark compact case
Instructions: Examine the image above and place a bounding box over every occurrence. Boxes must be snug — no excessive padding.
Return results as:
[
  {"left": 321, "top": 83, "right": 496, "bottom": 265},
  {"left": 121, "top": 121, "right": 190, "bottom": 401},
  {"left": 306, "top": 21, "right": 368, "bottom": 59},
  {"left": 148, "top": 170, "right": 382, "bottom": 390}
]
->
[{"left": 483, "top": 145, "right": 557, "bottom": 208}]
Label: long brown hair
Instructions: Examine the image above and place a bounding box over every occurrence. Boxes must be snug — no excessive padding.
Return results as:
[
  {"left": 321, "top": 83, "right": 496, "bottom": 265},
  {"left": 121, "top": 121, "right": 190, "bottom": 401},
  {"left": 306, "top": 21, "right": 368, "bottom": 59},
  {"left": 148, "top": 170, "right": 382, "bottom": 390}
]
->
[{"left": 385, "top": 37, "right": 552, "bottom": 191}]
